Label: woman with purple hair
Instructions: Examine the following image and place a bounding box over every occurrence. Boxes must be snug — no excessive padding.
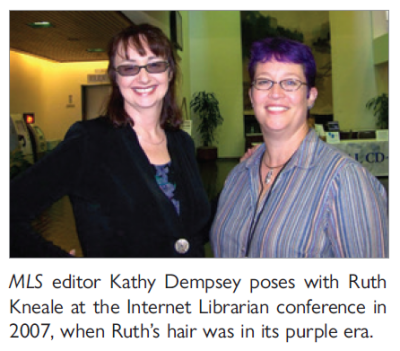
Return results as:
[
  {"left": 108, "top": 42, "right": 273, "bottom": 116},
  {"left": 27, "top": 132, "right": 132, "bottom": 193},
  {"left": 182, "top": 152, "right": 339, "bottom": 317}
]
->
[{"left": 211, "top": 37, "right": 387, "bottom": 258}]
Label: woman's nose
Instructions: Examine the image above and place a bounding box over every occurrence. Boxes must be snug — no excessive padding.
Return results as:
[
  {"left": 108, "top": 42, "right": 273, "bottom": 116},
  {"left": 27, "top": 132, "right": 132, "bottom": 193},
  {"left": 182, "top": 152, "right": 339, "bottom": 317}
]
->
[
  {"left": 136, "top": 67, "right": 151, "bottom": 83},
  {"left": 268, "top": 82, "right": 285, "bottom": 98}
]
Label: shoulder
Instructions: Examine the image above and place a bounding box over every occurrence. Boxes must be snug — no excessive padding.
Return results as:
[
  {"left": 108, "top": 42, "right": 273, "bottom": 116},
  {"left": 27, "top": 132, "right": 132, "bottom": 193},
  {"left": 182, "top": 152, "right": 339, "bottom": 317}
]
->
[
  {"left": 314, "top": 138, "right": 361, "bottom": 171},
  {"left": 300, "top": 130, "right": 347, "bottom": 167},
  {"left": 223, "top": 147, "right": 263, "bottom": 188},
  {"left": 235, "top": 143, "right": 265, "bottom": 174},
  {"left": 167, "top": 128, "right": 193, "bottom": 144},
  {"left": 166, "top": 128, "right": 195, "bottom": 152},
  {"left": 316, "top": 141, "right": 385, "bottom": 195},
  {"left": 297, "top": 133, "right": 385, "bottom": 193},
  {"left": 64, "top": 116, "right": 117, "bottom": 145},
  {"left": 65, "top": 116, "right": 113, "bottom": 136}
]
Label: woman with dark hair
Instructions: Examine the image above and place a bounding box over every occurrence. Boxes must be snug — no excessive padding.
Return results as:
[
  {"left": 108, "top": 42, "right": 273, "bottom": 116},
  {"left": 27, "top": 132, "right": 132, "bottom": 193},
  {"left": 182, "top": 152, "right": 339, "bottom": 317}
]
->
[
  {"left": 211, "top": 37, "right": 388, "bottom": 258},
  {"left": 10, "top": 24, "right": 211, "bottom": 257},
  {"left": 106, "top": 24, "right": 181, "bottom": 129}
]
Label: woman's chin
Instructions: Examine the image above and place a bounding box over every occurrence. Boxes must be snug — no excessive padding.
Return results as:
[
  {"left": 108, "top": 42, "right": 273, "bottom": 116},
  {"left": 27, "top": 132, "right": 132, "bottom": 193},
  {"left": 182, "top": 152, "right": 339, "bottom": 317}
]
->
[{"left": 261, "top": 124, "right": 288, "bottom": 134}]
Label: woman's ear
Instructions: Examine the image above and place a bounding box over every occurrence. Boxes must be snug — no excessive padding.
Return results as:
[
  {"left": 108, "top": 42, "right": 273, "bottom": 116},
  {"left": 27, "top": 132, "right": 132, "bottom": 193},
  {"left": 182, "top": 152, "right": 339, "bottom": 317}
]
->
[
  {"left": 248, "top": 88, "right": 253, "bottom": 107},
  {"left": 307, "top": 87, "right": 318, "bottom": 108}
]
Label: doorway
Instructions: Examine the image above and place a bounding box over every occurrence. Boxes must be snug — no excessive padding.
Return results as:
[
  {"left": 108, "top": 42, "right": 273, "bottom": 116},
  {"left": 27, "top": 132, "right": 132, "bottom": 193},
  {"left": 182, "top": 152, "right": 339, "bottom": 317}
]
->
[{"left": 82, "top": 85, "right": 112, "bottom": 120}]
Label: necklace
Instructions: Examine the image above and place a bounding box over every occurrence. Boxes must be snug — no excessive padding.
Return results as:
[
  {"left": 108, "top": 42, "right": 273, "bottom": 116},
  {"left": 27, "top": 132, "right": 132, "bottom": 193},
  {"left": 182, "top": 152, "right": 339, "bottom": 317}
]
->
[{"left": 262, "top": 158, "right": 289, "bottom": 185}]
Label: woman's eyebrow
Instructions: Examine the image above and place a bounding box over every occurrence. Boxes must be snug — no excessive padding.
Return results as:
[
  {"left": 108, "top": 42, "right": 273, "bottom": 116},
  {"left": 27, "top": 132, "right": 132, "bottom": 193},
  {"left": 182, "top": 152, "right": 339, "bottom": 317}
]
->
[{"left": 123, "top": 55, "right": 160, "bottom": 63}]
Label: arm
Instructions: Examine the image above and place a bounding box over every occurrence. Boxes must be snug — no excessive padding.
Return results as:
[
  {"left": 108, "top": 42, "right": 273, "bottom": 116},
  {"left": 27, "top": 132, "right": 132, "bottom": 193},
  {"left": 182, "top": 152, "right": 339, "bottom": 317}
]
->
[
  {"left": 326, "top": 164, "right": 388, "bottom": 257},
  {"left": 10, "top": 123, "right": 87, "bottom": 257}
]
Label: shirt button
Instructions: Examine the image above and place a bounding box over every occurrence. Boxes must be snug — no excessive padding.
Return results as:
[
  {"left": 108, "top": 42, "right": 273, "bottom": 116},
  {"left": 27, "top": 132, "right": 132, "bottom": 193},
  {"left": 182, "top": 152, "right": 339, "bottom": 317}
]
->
[{"left": 174, "top": 239, "right": 190, "bottom": 254}]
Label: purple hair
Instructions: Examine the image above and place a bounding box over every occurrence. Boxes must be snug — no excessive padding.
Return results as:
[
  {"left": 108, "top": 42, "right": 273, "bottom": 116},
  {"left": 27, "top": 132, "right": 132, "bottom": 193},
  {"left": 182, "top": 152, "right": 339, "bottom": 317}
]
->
[{"left": 248, "top": 37, "right": 316, "bottom": 88}]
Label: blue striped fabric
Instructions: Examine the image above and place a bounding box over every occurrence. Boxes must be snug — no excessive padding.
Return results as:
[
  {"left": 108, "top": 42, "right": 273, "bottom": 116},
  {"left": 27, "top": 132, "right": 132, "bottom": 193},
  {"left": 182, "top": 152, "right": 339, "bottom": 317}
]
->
[{"left": 210, "top": 130, "right": 388, "bottom": 258}]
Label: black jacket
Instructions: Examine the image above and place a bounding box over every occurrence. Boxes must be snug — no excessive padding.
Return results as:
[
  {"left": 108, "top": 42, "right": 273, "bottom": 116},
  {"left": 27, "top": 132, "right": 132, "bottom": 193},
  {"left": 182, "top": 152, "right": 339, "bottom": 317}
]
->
[{"left": 10, "top": 117, "right": 211, "bottom": 257}]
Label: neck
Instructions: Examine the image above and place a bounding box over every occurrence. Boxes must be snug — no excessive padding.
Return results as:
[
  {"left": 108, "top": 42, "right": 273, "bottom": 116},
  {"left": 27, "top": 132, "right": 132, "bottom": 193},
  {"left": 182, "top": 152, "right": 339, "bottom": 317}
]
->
[
  {"left": 128, "top": 107, "right": 163, "bottom": 137},
  {"left": 133, "top": 121, "right": 163, "bottom": 138},
  {"left": 262, "top": 125, "right": 308, "bottom": 166},
  {"left": 125, "top": 100, "right": 163, "bottom": 129},
  {"left": 131, "top": 113, "right": 166, "bottom": 146}
]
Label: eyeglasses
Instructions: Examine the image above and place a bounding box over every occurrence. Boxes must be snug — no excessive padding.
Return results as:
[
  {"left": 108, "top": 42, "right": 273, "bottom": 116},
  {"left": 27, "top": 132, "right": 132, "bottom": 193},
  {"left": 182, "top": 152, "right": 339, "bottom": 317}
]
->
[
  {"left": 252, "top": 79, "right": 307, "bottom": 91},
  {"left": 115, "top": 61, "right": 169, "bottom": 76}
]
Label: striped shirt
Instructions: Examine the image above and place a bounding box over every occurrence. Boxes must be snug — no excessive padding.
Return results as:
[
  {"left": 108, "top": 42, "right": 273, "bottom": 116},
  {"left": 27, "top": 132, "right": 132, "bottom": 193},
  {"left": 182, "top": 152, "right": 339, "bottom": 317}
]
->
[{"left": 210, "top": 130, "right": 388, "bottom": 258}]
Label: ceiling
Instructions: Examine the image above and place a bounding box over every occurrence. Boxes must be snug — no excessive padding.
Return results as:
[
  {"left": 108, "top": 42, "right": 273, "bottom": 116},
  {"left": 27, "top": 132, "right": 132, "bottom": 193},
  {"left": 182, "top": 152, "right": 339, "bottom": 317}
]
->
[{"left": 10, "top": 11, "right": 135, "bottom": 62}]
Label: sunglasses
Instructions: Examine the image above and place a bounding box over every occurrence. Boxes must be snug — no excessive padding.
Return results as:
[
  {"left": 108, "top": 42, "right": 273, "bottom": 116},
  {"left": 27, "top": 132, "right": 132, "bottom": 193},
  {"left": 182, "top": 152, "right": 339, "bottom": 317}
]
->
[{"left": 114, "top": 61, "right": 169, "bottom": 77}]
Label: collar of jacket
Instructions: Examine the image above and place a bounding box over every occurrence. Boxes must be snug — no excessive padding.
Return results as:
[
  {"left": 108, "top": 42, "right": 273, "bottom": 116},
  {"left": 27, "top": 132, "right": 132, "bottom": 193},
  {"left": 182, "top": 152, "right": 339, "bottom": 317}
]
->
[{"left": 243, "top": 128, "right": 320, "bottom": 173}]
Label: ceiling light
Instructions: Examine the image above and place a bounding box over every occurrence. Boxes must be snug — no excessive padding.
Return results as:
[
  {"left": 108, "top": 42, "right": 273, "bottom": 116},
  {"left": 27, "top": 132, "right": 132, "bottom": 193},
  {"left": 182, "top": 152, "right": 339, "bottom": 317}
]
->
[
  {"left": 27, "top": 21, "right": 53, "bottom": 28},
  {"left": 86, "top": 48, "right": 105, "bottom": 53}
]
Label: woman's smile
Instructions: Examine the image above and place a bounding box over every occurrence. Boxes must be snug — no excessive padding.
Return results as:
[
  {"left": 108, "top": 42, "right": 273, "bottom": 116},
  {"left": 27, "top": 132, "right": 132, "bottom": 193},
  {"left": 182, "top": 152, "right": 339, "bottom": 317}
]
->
[
  {"left": 265, "top": 105, "right": 289, "bottom": 113},
  {"left": 132, "top": 85, "right": 157, "bottom": 95}
]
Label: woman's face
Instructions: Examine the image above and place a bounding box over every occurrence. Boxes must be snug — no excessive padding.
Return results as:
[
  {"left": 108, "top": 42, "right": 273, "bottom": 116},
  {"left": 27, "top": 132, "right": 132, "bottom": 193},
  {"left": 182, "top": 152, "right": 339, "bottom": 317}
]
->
[
  {"left": 249, "top": 59, "right": 318, "bottom": 137},
  {"left": 114, "top": 40, "right": 171, "bottom": 118}
]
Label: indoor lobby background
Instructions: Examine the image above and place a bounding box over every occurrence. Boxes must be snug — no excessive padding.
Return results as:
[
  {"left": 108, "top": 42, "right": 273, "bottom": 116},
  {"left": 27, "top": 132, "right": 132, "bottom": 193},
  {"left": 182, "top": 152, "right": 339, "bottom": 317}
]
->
[{"left": 9, "top": 11, "right": 389, "bottom": 257}]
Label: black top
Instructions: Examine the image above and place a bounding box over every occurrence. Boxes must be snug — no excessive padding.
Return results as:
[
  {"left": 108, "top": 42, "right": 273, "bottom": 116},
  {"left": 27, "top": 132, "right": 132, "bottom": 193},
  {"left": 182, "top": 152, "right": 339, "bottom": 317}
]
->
[{"left": 10, "top": 117, "right": 211, "bottom": 257}]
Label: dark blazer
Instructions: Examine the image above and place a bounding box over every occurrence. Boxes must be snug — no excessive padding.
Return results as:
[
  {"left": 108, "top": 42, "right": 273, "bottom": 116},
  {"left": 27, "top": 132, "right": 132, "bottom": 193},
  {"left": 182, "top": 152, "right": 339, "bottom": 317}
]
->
[{"left": 10, "top": 117, "right": 211, "bottom": 257}]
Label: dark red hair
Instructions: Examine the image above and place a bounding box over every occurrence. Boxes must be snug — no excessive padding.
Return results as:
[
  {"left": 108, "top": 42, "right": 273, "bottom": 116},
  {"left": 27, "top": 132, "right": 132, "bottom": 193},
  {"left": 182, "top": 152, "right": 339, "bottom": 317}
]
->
[{"left": 106, "top": 24, "right": 182, "bottom": 129}]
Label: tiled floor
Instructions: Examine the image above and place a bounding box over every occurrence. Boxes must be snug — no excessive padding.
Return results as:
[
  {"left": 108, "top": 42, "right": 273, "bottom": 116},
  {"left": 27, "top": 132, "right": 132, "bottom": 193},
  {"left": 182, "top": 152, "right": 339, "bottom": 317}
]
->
[{"left": 25, "top": 159, "right": 388, "bottom": 258}]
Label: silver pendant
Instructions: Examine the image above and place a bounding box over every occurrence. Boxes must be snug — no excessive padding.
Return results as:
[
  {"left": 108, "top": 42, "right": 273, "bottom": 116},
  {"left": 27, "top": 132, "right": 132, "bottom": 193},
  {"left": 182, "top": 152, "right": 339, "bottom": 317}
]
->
[{"left": 265, "top": 170, "right": 273, "bottom": 184}]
